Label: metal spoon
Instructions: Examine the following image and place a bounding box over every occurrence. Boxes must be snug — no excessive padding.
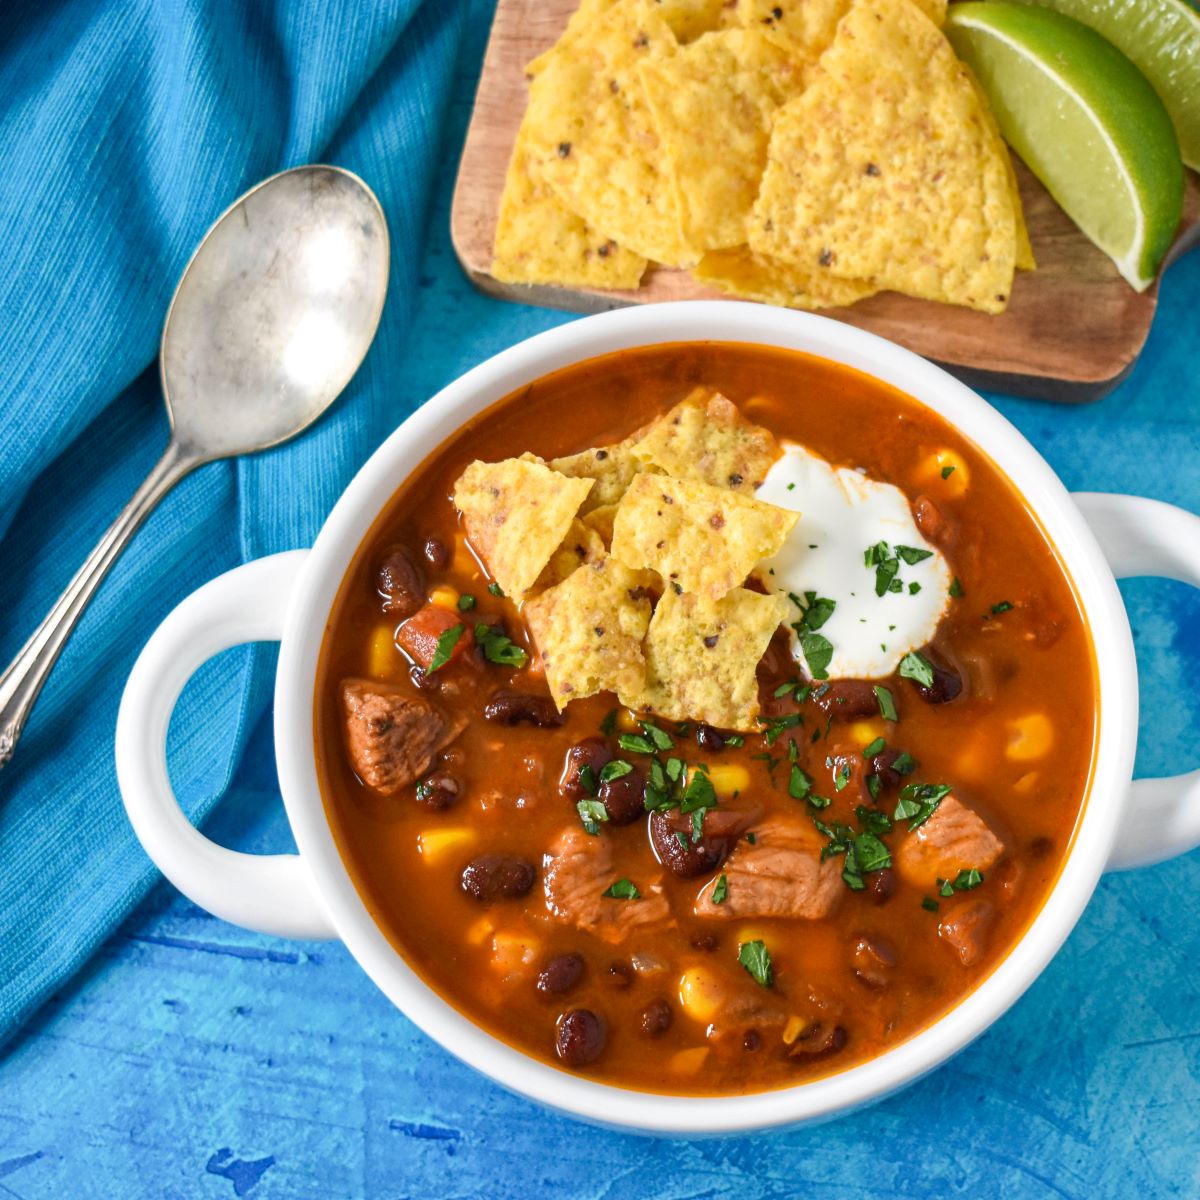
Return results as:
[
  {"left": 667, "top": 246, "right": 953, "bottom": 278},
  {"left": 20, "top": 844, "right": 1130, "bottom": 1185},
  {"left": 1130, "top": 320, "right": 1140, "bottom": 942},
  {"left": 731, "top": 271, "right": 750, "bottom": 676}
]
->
[{"left": 0, "top": 164, "right": 389, "bottom": 768}]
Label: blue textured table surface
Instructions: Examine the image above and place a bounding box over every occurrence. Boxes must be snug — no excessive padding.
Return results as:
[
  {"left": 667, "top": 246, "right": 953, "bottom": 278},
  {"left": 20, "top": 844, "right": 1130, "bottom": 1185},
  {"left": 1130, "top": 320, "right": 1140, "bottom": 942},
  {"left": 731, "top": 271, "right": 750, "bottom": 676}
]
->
[{"left": 2, "top": 6, "right": 1200, "bottom": 1198}]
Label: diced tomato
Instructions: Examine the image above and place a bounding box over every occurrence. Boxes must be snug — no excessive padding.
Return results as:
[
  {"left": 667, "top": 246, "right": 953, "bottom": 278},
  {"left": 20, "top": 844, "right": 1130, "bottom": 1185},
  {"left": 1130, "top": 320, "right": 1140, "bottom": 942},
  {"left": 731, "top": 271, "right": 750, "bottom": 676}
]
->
[{"left": 397, "top": 604, "right": 473, "bottom": 670}]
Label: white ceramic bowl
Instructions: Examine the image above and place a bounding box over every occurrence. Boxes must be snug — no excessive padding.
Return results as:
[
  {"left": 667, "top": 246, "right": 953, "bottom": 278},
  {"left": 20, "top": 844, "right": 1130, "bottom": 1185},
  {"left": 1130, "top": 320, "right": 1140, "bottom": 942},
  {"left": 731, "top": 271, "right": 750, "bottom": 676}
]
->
[{"left": 116, "top": 302, "right": 1200, "bottom": 1134}]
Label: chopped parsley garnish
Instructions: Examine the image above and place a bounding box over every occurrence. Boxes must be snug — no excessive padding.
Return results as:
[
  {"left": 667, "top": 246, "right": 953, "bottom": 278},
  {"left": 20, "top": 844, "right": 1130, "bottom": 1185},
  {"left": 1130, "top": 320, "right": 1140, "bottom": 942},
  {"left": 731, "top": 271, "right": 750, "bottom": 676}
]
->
[
  {"left": 814, "top": 810, "right": 894, "bottom": 891},
  {"left": 602, "top": 879, "right": 640, "bottom": 900},
  {"left": 618, "top": 732, "right": 657, "bottom": 755},
  {"left": 989, "top": 600, "right": 1014, "bottom": 616},
  {"left": 456, "top": 594, "right": 476, "bottom": 611},
  {"left": 834, "top": 763, "right": 852, "bottom": 791},
  {"left": 891, "top": 751, "right": 917, "bottom": 775},
  {"left": 791, "top": 591, "right": 836, "bottom": 630},
  {"left": 949, "top": 576, "right": 964, "bottom": 598},
  {"left": 724, "top": 734, "right": 745, "bottom": 748},
  {"left": 760, "top": 712, "right": 803, "bottom": 747},
  {"left": 856, "top": 805, "right": 892, "bottom": 837},
  {"left": 954, "top": 867, "right": 984, "bottom": 890},
  {"left": 799, "top": 630, "right": 834, "bottom": 680},
  {"left": 866, "top": 773, "right": 881, "bottom": 800},
  {"left": 474, "top": 623, "right": 528, "bottom": 668},
  {"left": 426, "top": 623, "right": 466, "bottom": 673},
  {"left": 712, "top": 873, "right": 729, "bottom": 905},
  {"left": 788, "top": 764, "right": 812, "bottom": 802},
  {"left": 577, "top": 799, "right": 608, "bottom": 835},
  {"left": 909, "top": 582, "right": 922, "bottom": 595},
  {"left": 738, "top": 939, "right": 773, "bottom": 988},
  {"left": 898, "top": 650, "right": 935, "bottom": 688},
  {"left": 941, "top": 464, "right": 956, "bottom": 479},
  {"left": 873, "top": 684, "right": 898, "bottom": 722},
  {"left": 863, "top": 736, "right": 886, "bottom": 759},
  {"left": 893, "top": 782, "right": 953, "bottom": 830},
  {"left": 600, "top": 709, "right": 618, "bottom": 737},
  {"left": 680, "top": 769, "right": 717, "bottom": 814},
  {"left": 938, "top": 878, "right": 955, "bottom": 898},
  {"left": 578, "top": 764, "right": 598, "bottom": 796},
  {"left": 599, "top": 759, "right": 632, "bottom": 783},
  {"left": 808, "top": 793, "right": 833, "bottom": 810},
  {"left": 640, "top": 720, "right": 675, "bottom": 751},
  {"left": 415, "top": 780, "right": 434, "bottom": 802},
  {"left": 745, "top": 832, "right": 757, "bottom": 844},
  {"left": 922, "top": 897, "right": 940, "bottom": 912},
  {"left": 690, "top": 809, "right": 705, "bottom": 844},
  {"left": 895, "top": 544, "right": 933, "bottom": 566},
  {"left": 487, "top": 582, "right": 504, "bottom": 597}
]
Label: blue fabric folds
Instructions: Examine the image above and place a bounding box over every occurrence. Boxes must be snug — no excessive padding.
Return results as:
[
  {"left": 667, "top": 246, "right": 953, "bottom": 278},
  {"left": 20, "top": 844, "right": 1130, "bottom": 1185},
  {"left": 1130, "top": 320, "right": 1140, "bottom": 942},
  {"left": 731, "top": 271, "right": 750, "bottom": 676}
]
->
[{"left": 0, "top": 0, "right": 467, "bottom": 1044}]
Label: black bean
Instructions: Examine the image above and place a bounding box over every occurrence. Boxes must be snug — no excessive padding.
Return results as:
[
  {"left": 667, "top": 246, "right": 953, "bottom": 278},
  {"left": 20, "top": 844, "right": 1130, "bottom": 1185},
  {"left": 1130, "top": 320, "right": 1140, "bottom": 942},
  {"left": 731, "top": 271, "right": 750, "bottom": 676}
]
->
[
  {"left": 742, "top": 1029, "right": 762, "bottom": 1052},
  {"left": 556, "top": 1009, "right": 605, "bottom": 1067},
  {"left": 812, "top": 679, "right": 880, "bottom": 720},
  {"left": 788, "top": 1022, "right": 847, "bottom": 1059},
  {"left": 650, "top": 810, "right": 741, "bottom": 879},
  {"left": 460, "top": 854, "right": 535, "bottom": 903},
  {"left": 422, "top": 536, "right": 450, "bottom": 569},
  {"left": 376, "top": 546, "right": 425, "bottom": 618},
  {"left": 639, "top": 999, "right": 672, "bottom": 1038},
  {"left": 867, "top": 867, "right": 895, "bottom": 906},
  {"left": 536, "top": 953, "right": 585, "bottom": 997},
  {"left": 483, "top": 689, "right": 565, "bottom": 728},
  {"left": 560, "top": 737, "right": 612, "bottom": 800},
  {"left": 409, "top": 663, "right": 441, "bottom": 693},
  {"left": 690, "top": 932, "right": 719, "bottom": 953},
  {"left": 695, "top": 724, "right": 726, "bottom": 752},
  {"left": 912, "top": 659, "right": 963, "bottom": 705},
  {"left": 415, "top": 771, "right": 459, "bottom": 810},
  {"left": 852, "top": 935, "right": 896, "bottom": 990},
  {"left": 870, "top": 748, "right": 906, "bottom": 792},
  {"left": 599, "top": 766, "right": 646, "bottom": 826}
]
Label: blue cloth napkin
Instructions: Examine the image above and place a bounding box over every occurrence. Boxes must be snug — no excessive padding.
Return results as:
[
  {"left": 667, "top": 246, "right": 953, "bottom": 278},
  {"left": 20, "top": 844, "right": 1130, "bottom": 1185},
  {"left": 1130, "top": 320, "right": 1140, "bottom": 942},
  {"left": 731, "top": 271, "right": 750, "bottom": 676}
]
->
[{"left": 0, "top": 0, "right": 467, "bottom": 1045}]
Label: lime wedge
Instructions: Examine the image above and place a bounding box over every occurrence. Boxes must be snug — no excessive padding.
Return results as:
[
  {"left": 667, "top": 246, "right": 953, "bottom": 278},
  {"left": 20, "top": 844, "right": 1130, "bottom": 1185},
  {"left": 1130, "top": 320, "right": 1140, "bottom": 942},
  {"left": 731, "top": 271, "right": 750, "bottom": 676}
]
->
[
  {"left": 946, "top": 2, "right": 1184, "bottom": 291},
  {"left": 1006, "top": 0, "right": 1200, "bottom": 170}
]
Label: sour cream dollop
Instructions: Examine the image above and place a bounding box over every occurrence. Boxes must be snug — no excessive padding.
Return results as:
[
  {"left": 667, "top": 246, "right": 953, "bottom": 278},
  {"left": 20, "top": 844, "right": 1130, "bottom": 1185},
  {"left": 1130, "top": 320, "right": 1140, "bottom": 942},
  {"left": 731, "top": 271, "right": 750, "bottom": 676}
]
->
[{"left": 755, "top": 443, "right": 950, "bottom": 680}]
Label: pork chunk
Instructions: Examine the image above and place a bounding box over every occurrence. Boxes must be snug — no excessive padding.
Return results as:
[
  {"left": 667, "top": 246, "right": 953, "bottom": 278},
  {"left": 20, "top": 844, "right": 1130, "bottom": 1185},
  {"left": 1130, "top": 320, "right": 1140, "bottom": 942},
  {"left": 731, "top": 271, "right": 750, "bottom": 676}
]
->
[
  {"left": 543, "top": 828, "right": 672, "bottom": 944},
  {"left": 895, "top": 794, "right": 1004, "bottom": 889},
  {"left": 341, "top": 678, "right": 465, "bottom": 794},
  {"left": 694, "top": 819, "right": 841, "bottom": 920}
]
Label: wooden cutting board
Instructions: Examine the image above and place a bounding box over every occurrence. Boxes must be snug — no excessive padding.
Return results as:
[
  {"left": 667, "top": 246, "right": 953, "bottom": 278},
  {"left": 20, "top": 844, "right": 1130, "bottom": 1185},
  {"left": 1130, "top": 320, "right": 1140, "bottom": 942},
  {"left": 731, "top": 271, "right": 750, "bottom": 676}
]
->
[{"left": 451, "top": 0, "right": 1200, "bottom": 402}]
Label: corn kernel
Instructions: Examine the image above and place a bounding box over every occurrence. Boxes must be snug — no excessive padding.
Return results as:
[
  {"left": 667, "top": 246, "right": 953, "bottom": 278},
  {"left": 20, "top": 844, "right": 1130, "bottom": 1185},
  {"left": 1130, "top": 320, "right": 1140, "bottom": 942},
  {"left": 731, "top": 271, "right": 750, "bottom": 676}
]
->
[
  {"left": 417, "top": 827, "right": 475, "bottom": 865},
  {"left": 429, "top": 585, "right": 459, "bottom": 611},
  {"left": 847, "top": 719, "right": 885, "bottom": 745},
  {"left": 667, "top": 1047, "right": 710, "bottom": 1074},
  {"left": 736, "top": 925, "right": 773, "bottom": 951},
  {"left": 490, "top": 931, "right": 539, "bottom": 974},
  {"left": 917, "top": 448, "right": 970, "bottom": 496},
  {"left": 1007, "top": 713, "right": 1054, "bottom": 762},
  {"left": 782, "top": 1015, "right": 808, "bottom": 1045},
  {"left": 678, "top": 965, "right": 725, "bottom": 1023},
  {"left": 953, "top": 726, "right": 998, "bottom": 781},
  {"left": 466, "top": 916, "right": 494, "bottom": 946},
  {"left": 706, "top": 763, "right": 750, "bottom": 797},
  {"left": 617, "top": 708, "right": 641, "bottom": 732},
  {"left": 367, "top": 624, "right": 399, "bottom": 680}
]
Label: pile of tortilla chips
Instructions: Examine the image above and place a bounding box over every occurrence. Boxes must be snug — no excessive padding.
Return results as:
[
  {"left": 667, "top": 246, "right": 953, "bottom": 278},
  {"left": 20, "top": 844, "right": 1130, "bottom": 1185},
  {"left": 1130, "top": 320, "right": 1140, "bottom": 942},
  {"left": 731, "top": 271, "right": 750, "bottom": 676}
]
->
[
  {"left": 492, "top": 0, "right": 1033, "bottom": 313},
  {"left": 452, "top": 388, "right": 794, "bottom": 731}
]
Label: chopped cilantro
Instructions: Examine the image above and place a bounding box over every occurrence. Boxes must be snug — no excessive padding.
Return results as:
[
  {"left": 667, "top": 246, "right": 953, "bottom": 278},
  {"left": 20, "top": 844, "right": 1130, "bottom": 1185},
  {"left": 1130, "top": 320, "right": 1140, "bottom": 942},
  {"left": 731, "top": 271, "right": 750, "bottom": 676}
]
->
[
  {"left": 618, "top": 732, "right": 657, "bottom": 755},
  {"left": 938, "top": 879, "right": 955, "bottom": 897},
  {"left": 891, "top": 751, "right": 917, "bottom": 775},
  {"left": 949, "top": 577, "right": 964, "bottom": 598},
  {"left": 863, "top": 736, "right": 886, "bottom": 759},
  {"left": 922, "top": 897, "right": 940, "bottom": 912},
  {"left": 834, "top": 763, "right": 852, "bottom": 791},
  {"left": 895, "top": 544, "right": 934, "bottom": 566},
  {"left": 712, "top": 873, "right": 729, "bottom": 905},
  {"left": 690, "top": 809, "right": 705, "bottom": 844},
  {"left": 578, "top": 764, "right": 598, "bottom": 796},
  {"left": 680, "top": 770, "right": 717, "bottom": 814},
  {"left": 941, "top": 464, "right": 956, "bottom": 479},
  {"left": 600, "top": 709, "right": 618, "bottom": 737},
  {"left": 989, "top": 600, "right": 1014, "bottom": 616},
  {"left": 799, "top": 630, "right": 834, "bottom": 680},
  {"left": 474, "top": 623, "right": 528, "bottom": 668},
  {"left": 866, "top": 773, "right": 881, "bottom": 801},
  {"left": 426, "top": 623, "right": 466, "bottom": 673},
  {"left": 576, "top": 799, "right": 608, "bottom": 836},
  {"left": 898, "top": 650, "right": 935, "bottom": 688},
  {"left": 738, "top": 939, "right": 773, "bottom": 988},
  {"left": 746, "top": 832, "right": 757, "bottom": 844},
  {"left": 954, "top": 867, "right": 984, "bottom": 891},
  {"left": 856, "top": 805, "right": 893, "bottom": 837},
  {"left": 640, "top": 720, "right": 675, "bottom": 751},
  {"left": 487, "top": 582, "right": 504, "bottom": 597},
  {"left": 602, "top": 879, "right": 640, "bottom": 900},
  {"left": 909, "top": 581, "right": 922, "bottom": 595},
  {"left": 873, "top": 684, "right": 898, "bottom": 722},
  {"left": 456, "top": 594, "right": 476, "bottom": 611},
  {"left": 808, "top": 793, "right": 833, "bottom": 810},
  {"left": 894, "top": 782, "right": 953, "bottom": 830},
  {"left": 724, "top": 734, "right": 745, "bottom": 748},
  {"left": 787, "top": 763, "right": 812, "bottom": 802},
  {"left": 599, "top": 759, "right": 633, "bottom": 783},
  {"left": 760, "top": 712, "right": 803, "bottom": 746}
]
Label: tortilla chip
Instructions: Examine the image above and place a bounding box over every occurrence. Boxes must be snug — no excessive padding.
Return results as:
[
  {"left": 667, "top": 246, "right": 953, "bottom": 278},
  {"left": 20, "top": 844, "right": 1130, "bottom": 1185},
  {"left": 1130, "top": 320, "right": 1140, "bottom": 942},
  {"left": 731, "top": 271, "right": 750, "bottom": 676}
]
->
[
  {"left": 581, "top": 503, "right": 620, "bottom": 547},
  {"left": 524, "top": 556, "right": 653, "bottom": 708},
  {"left": 453, "top": 459, "right": 594, "bottom": 600},
  {"left": 623, "top": 586, "right": 790, "bottom": 730},
  {"left": 748, "top": 0, "right": 1018, "bottom": 313},
  {"left": 526, "top": 0, "right": 621, "bottom": 77},
  {"left": 524, "top": 1, "right": 698, "bottom": 267},
  {"left": 611, "top": 473, "right": 797, "bottom": 600},
  {"left": 654, "top": 0, "right": 728, "bottom": 41},
  {"left": 533, "top": 518, "right": 607, "bottom": 592},
  {"left": 549, "top": 429, "right": 649, "bottom": 513},
  {"left": 639, "top": 29, "right": 803, "bottom": 250},
  {"left": 629, "top": 388, "right": 782, "bottom": 492},
  {"left": 493, "top": 126, "right": 647, "bottom": 289},
  {"left": 693, "top": 246, "right": 879, "bottom": 309}
]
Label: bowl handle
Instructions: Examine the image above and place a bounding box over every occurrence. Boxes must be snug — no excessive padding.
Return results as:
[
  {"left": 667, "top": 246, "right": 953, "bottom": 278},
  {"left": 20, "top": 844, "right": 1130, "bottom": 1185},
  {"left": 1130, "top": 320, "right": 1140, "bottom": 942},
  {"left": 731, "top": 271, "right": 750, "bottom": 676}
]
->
[
  {"left": 1074, "top": 493, "right": 1200, "bottom": 871},
  {"left": 116, "top": 550, "right": 336, "bottom": 938}
]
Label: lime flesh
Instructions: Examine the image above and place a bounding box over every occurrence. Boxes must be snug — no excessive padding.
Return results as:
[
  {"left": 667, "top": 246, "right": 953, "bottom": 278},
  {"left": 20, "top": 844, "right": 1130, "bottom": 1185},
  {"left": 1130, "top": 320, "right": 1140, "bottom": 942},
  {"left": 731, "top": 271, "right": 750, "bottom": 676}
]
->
[
  {"left": 946, "top": 2, "right": 1184, "bottom": 290},
  {"left": 1006, "top": 0, "right": 1200, "bottom": 170}
]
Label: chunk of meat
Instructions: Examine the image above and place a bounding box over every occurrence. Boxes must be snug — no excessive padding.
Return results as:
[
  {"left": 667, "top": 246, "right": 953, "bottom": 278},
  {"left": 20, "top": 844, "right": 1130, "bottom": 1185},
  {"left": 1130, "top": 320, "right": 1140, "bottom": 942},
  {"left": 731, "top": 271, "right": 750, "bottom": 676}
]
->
[
  {"left": 938, "top": 899, "right": 998, "bottom": 966},
  {"left": 694, "top": 819, "right": 841, "bottom": 920},
  {"left": 341, "top": 678, "right": 465, "bottom": 794},
  {"left": 543, "top": 828, "right": 672, "bottom": 944},
  {"left": 895, "top": 794, "right": 1004, "bottom": 889}
]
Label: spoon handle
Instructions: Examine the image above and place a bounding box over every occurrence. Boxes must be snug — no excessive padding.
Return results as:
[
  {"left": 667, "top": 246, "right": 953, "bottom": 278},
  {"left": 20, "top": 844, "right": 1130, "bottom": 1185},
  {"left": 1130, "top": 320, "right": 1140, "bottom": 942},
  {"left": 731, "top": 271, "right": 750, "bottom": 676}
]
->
[{"left": 0, "top": 440, "right": 197, "bottom": 770}]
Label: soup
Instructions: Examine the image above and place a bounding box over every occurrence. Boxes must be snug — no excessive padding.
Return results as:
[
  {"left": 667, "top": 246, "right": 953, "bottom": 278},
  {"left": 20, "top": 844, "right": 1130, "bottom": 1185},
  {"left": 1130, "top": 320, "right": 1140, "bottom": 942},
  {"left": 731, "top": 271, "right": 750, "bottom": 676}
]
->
[{"left": 315, "top": 343, "right": 1096, "bottom": 1095}]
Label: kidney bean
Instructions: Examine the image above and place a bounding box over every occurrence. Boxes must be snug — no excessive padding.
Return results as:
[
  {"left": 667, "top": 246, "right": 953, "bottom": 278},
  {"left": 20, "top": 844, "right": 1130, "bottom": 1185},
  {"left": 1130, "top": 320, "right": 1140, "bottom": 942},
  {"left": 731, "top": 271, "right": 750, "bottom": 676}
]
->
[
  {"left": 812, "top": 679, "right": 880, "bottom": 720},
  {"left": 742, "top": 1029, "right": 762, "bottom": 1052},
  {"left": 913, "top": 495, "right": 951, "bottom": 547},
  {"left": 640, "top": 999, "right": 673, "bottom": 1038},
  {"left": 536, "top": 953, "right": 585, "bottom": 997},
  {"left": 415, "top": 770, "right": 459, "bottom": 810},
  {"left": 483, "top": 689, "right": 565, "bottom": 728},
  {"left": 376, "top": 546, "right": 425, "bottom": 618},
  {"left": 938, "top": 900, "right": 997, "bottom": 967},
  {"left": 852, "top": 935, "right": 896, "bottom": 990},
  {"left": 695, "top": 724, "right": 726, "bottom": 752},
  {"left": 866, "top": 868, "right": 895, "bottom": 906},
  {"left": 460, "top": 855, "right": 535, "bottom": 903},
  {"left": 788, "top": 1022, "right": 847, "bottom": 1059},
  {"left": 556, "top": 1009, "right": 606, "bottom": 1067},
  {"left": 560, "top": 737, "right": 612, "bottom": 800},
  {"left": 870, "top": 748, "right": 907, "bottom": 792},
  {"left": 650, "top": 810, "right": 736, "bottom": 878},
  {"left": 422, "top": 536, "right": 450, "bottom": 569},
  {"left": 409, "top": 663, "right": 440, "bottom": 694},
  {"left": 910, "top": 652, "right": 963, "bottom": 705},
  {"left": 599, "top": 766, "right": 646, "bottom": 826}
]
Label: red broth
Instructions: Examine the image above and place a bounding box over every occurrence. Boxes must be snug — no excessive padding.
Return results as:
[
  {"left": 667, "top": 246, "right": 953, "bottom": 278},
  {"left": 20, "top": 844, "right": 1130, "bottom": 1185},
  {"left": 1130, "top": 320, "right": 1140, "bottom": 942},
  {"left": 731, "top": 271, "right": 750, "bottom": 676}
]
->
[{"left": 315, "top": 343, "right": 1096, "bottom": 1095}]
